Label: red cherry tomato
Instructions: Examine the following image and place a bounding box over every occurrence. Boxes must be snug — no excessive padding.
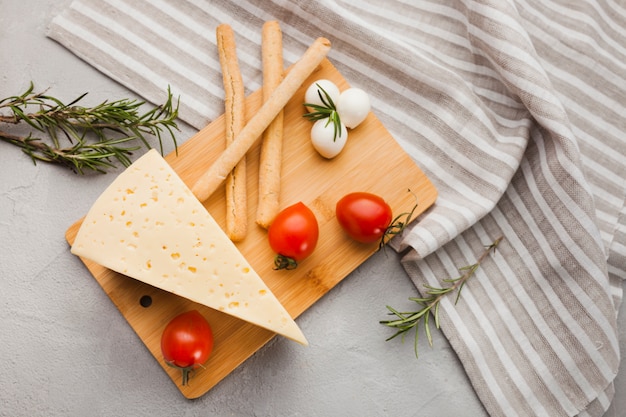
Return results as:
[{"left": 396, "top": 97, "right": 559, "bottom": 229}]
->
[
  {"left": 336, "top": 192, "right": 393, "bottom": 243},
  {"left": 268, "top": 202, "right": 319, "bottom": 269},
  {"left": 161, "top": 310, "right": 214, "bottom": 385}
]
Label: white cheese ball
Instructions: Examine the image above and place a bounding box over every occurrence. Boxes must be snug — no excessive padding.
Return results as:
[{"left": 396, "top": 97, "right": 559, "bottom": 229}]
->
[
  {"left": 337, "top": 88, "right": 371, "bottom": 128},
  {"left": 304, "top": 79, "right": 341, "bottom": 112},
  {"left": 310, "top": 119, "right": 348, "bottom": 159}
]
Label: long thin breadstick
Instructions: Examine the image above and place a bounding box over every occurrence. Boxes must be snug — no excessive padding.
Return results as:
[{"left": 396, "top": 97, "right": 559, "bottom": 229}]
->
[
  {"left": 216, "top": 24, "right": 247, "bottom": 241},
  {"left": 256, "top": 21, "right": 284, "bottom": 229},
  {"left": 191, "top": 37, "right": 332, "bottom": 202}
]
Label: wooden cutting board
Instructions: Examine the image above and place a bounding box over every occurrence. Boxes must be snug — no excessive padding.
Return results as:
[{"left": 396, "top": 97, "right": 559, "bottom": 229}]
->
[{"left": 65, "top": 58, "right": 437, "bottom": 399}]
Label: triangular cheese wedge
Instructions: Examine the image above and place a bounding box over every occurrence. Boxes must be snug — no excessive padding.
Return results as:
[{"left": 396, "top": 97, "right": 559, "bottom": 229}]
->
[{"left": 71, "top": 149, "right": 307, "bottom": 345}]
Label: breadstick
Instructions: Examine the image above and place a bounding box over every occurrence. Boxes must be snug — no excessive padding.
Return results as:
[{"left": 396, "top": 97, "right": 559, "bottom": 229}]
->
[
  {"left": 191, "top": 37, "right": 332, "bottom": 203},
  {"left": 216, "top": 24, "right": 247, "bottom": 241},
  {"left": 256, "top": 21, "right": 284, "bottom": 229}
]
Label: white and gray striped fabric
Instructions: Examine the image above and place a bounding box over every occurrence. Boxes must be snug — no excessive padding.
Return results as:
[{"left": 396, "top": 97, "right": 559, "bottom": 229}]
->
[{"left": 48, "top": 1, "right": 626, "bottom": 416}]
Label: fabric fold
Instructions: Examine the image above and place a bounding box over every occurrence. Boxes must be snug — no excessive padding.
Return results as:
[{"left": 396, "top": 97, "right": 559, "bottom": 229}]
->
[{"left": 47, "top": 0, "right": 625, "bottom": 416}]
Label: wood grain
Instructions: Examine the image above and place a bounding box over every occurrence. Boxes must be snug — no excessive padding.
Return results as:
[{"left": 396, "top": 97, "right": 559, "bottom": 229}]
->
[{"left": 65, "top": 59, "right": 437, "bottom": 399}]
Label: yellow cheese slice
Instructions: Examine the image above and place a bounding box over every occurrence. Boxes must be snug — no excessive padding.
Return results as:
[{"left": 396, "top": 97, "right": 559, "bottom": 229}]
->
[{"left": 71, "top": 149, "right": 307, "bottom": 345}]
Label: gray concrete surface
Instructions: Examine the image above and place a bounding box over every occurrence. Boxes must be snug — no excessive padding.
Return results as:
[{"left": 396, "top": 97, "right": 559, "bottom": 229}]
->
[{"left": 0, "top": 2, "right": 624, "bottom": 416}]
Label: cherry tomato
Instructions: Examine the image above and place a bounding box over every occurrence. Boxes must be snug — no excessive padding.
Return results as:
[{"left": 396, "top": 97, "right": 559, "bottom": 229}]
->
[
  {"left": 336, "top": 192, "right": 393, "bottom": 243},
  {"left": 268, "top": 202, "right": 319, "bottom": 269},
  {"left": 161, "top": 310, "right": 214, "bottom": 385}
]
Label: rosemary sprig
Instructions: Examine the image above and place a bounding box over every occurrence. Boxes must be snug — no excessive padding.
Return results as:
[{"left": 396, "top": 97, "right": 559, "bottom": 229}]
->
[
  {"left": 380, "top": 236, "right": 504, "bottom": 358},
  {"left": 0, "top": 82, "right": 179, "bottom": 174},
  {"left": 303, "top": 83, "right": 342, "bottom": 141}
]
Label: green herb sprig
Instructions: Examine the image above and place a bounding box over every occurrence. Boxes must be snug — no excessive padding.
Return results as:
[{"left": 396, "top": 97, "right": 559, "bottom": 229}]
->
[
  {"left": 303, "top": 83, "right": 342, "bottom": 141},
  {"left": 381, "top": 236, "right": 503, "bottom": 358},
  {"left": 0, "top": 82, "right": 179, "bottom": 173}
]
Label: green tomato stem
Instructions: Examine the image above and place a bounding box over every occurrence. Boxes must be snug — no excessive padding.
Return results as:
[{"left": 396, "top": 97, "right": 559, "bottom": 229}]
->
[
  {"left": 273, "top": 254, "right": 298, "bottom": 270},
  {"left": 165, "top": 360, "right": 195, "bottom": 386}
]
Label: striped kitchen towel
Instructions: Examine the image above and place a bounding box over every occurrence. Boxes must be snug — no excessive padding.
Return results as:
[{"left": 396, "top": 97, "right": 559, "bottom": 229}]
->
[{"left": 48, "top": 1, "right": 625, "bottom": 416}]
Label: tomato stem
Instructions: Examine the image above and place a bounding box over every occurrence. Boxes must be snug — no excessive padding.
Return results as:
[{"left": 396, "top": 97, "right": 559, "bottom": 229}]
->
[
  {"left": 273, "top": 254, "right": 298, "bottom": 270},
  {"left": 181, "top": 367, "right": 192, "bottom": 386},
  {"left": 165, "top": 360, "right": 195, "bottom": 386},
  {"left": 378, "top": 190, "right": 419, "bottom": 250}
]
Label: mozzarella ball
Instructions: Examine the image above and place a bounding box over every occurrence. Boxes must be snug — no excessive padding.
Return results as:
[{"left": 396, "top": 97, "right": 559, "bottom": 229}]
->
[
  {"left": 337, "top": 88, "right": 371, "bottom": 128},
  {"left": 304, "top": 79, "right": 341, "bottom": 112},
  {"left": 310, "top": 119, "right": 348, "bottom": 159}
]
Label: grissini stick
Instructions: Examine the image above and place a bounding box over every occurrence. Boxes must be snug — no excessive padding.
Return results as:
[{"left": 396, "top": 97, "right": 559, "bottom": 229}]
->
[
  {"left": 256, "top": 20, "right": 284, "bottom": 229},
  {"left": 191, "top": 37, "right": 331, "bottom": 203},
  {"left": 216, "top": 24, "right": 247, "bottom": 241}
]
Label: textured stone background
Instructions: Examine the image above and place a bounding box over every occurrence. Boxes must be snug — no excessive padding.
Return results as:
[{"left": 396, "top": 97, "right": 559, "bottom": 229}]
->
[{"left": 0, "top": 2, "right": 623, "bottom": 416}]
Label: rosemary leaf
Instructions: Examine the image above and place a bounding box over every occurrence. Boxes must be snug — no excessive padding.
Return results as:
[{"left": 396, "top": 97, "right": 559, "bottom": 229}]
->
[
  {"left": 434, "top": 301, "right": 441, "bottom": 329},
  {"left": 408, "top": 297, "right": 431, "bottom": 303},
  {"left": 424, "top": 310, "right": 433, "bottom": 346},
  {"left": 413, "top": 322, "right": 420, "bottom": 353}
]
